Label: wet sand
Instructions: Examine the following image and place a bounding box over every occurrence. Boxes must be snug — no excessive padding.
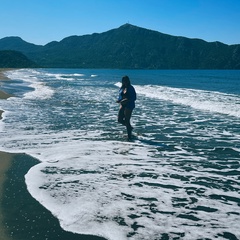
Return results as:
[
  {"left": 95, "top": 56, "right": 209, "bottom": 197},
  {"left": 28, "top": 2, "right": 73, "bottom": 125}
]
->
[
  {"left": 0, "top": 110, "right": 4, "bottom": 120},
  {"left": 0, "top": 68, "right": 11, "bottom": 81},
  {"left": 0, "top": 89, "right": 12, "bottom": 119},
  {"left": 0, "top": 69, "right": 106, "bottom": 240},
  {"left": 0, "top": 152, "right": 14, "bottom": 240},
  {"left": 0, "top": 91, "right": 12, "bottom": 100},
  {"left": 0, "top": 68, "right": 13, "bottom": 119},
  {"left": 0, "top": 152, "right": 106, "bottom": 240}
]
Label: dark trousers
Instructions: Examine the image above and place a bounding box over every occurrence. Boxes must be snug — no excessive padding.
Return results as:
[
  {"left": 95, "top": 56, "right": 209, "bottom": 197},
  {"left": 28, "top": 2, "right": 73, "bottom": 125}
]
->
[{"left": 118, "top": 106, "right": 133, "bottom": 139}]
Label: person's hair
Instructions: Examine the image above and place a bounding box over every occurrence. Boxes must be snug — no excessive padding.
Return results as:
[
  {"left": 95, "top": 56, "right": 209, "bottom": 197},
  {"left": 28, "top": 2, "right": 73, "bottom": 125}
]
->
[{"left": 122, "top": 75, "right": 130, "bottom": 86}]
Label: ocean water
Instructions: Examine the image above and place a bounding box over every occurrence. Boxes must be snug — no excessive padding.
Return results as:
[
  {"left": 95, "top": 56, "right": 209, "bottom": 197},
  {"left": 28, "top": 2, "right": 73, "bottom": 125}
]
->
[{"left": 0, "top": 68, "right": 240, "bottom": 240}]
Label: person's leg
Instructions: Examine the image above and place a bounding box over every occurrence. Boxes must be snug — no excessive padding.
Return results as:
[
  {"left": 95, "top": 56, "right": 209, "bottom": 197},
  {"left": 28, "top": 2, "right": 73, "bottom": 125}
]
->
[
  {"left": 118, "top": 106, "right": 125, "bottom": 125},
  {"left": 124, "top": 108, "right": 133, "bottom": 139}
]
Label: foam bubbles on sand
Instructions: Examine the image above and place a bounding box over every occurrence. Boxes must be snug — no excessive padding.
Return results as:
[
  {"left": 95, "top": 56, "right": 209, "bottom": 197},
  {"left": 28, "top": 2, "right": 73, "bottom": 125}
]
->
[
  {"left": 1, "top": 69, "right": 240, "bottom": 240},
  {"left": 24, "top": 136, "right": 240, "bottom": 240},
  {"left": 25, "top": 140, "right": 152, "bottom": 239},
  {"left": 6, "top": 69, "right": 55, "bottom": 100}
]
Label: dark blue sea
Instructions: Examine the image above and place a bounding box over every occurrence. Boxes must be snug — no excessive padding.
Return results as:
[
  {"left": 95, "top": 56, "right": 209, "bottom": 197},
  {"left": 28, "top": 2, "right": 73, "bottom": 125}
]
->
[{"left": 0, "top": 69, "right": 240, "bottom": 240}]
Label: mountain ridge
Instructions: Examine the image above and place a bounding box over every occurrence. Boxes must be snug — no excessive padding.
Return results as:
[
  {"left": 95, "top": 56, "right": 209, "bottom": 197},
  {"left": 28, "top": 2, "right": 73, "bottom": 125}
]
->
[{"left": 0, "top": 24, "right": 239, "bottom": 69}]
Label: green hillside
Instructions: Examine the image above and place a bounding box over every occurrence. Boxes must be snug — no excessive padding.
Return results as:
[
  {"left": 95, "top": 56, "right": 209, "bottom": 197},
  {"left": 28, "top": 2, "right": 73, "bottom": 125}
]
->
[
  {"left": 0, "top": 50, "right": 38, "bottom": 68},
  {"left": 0, "top": 24, "right": 239, "bottom": 69}
]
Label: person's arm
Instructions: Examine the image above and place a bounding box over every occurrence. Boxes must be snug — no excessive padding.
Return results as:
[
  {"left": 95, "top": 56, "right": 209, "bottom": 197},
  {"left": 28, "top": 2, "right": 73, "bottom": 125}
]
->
[{"left": 116, "top": 88, "right": 123, "bottom": 103}]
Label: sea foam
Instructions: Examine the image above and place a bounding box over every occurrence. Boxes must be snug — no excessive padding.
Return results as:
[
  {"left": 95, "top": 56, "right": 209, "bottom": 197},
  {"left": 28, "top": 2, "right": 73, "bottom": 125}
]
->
[
  {"left": 135, "top": 84, "right": 240, "bottom": 118},
  {"left": 1, "top": 69, "right": 239, "bottom": 240}
]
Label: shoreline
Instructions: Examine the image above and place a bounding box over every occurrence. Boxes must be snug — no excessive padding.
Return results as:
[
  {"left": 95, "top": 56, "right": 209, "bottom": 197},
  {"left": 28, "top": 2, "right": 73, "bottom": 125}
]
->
[
  {"left": 0, "top": 69, "right": 107, "bottom": 240},
  {"left": 0, "top": 151, "right": 14, "bottom": 240},
  {"left": 1, "top": 152, "right": 106, "bottom": 240},
  {"left": 0, "top": 68, "right": 11, "bottom": 81},
  {"left": 0, "top": 68, "right": 14, "bottom": 119}
]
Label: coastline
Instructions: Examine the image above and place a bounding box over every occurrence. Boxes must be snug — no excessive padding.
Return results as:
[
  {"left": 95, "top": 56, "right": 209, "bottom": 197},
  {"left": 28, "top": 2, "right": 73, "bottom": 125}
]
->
[
  {"left": 1, "top": 152, "right": 106, "bottom": 240},
  {"left": 0, "top": 68, "right": 13, "bottom": 119},
  {"left": 0, "top": 68, "right": 11, "bottom": 81},
  {"left": 0, "top": 151, "right": 14, "bottom": 240},
  {"left": 0, "top": 69, "right": 107, "bottom": 240}
]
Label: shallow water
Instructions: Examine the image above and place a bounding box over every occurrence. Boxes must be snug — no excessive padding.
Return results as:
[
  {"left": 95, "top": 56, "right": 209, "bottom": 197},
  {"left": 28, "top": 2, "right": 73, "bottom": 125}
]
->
[{"left": 0, "top": 69, "right": 240, "bottom": 239}]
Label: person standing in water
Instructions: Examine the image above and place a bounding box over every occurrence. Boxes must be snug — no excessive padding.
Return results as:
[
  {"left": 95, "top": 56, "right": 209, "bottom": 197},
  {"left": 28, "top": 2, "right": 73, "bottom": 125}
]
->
[{"left": 117, "top": 76, "right": 136, "bottom": 140}]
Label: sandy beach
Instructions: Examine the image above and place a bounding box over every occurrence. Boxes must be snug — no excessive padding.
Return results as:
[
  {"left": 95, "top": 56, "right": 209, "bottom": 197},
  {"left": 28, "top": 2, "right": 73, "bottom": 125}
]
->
[
  {"left": 0, "top": 69, "right": 11, "bottom": 81},
  {"left": 0, "top": 152, "right": 107, "bottom": 240},
  {"left": 0, "top": 152, "right": 14, "bottom": 240},
  {"left": 0, "top": 69, "right": 16, "bottom": 239},
  {"left": 0, "top": 69, "right": 16, "bottom": 237},
  {"left": 0, "top": 68, "right": 13, "bottom": 119},
  {"left": 0, "top": 91, "right": 12, "bottom": 100},
  {"left": 0, "top": 69, "right": 106, "bottom": 240}
]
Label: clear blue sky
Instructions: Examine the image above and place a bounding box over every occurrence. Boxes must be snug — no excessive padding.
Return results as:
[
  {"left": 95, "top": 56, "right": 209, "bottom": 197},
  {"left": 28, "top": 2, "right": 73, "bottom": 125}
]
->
[{"left": 1, "top": 0, "right": 240, "bottom": 45}]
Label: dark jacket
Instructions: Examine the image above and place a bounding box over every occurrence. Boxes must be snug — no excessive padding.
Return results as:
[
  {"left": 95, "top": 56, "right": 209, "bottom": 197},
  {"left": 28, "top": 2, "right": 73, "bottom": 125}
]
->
[{"left": 118, "top": 85, "right": 136, "bottom": 110}]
